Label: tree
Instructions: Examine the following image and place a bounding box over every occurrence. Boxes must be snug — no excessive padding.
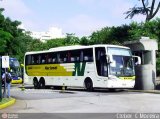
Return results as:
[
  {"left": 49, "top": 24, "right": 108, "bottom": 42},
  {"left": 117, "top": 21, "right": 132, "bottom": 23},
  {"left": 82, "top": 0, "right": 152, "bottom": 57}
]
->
[
  {"left": 80, "top": 36, "right": 90, "bottom": 45},
  {"left": 125, "top": 0, "right": 160, "bottom": 22},
  {"left": 0, "top": 30, "right": 13, "bottom": 54},
  {"left": 129, "top": 18, "right": 160, "bottom": 40},
  {"left": 64, "top": 33, "right": 80, "bottom": 45},
  {"left": 0, "top": 8, "right": 34, "bottom": 62},
  {"left": 45, "top": 38, "right": 64, "bottom": 49}
]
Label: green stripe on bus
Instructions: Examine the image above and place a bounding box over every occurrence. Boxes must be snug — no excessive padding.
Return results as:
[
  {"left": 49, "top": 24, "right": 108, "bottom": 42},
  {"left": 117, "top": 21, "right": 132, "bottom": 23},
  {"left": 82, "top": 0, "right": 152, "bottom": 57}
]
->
[{"left": 73, "top": 62, "right": 86, "bottom": 76}]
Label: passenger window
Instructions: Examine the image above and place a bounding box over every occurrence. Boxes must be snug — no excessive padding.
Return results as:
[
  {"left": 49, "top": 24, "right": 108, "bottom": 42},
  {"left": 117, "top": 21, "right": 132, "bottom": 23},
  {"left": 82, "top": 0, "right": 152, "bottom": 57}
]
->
[
  {"left": 48, "top": 58, "right": 52, "bottom": 63},
  {"left": 58, "top": 52, "right": 67, "bottom": 63},
  {"left": 31, "top": 55, "right": 39, "bottom": 65},
  {"left": 82, "top": 48, "right": 93, "bottom": 62},
  {"left": 71, "top": 57, "right": 75, "bottom": 62},
  {"left": 69, "top": 50, "right": 81, "bottom": 63},
  {"left": 25, "top": 55, "right": 31, "bottom": 65},
  {"left": 51, "top": 53, "right": 57, "bottom": 63},
  {"left": 46, "top": 54, "right": 50, "bottom": 64},
  {"left": 40, "top": 54, "right": 46, "bottom": 64},
  {"left": 84, "top": 56, "right": 89, "bottom": 61}
]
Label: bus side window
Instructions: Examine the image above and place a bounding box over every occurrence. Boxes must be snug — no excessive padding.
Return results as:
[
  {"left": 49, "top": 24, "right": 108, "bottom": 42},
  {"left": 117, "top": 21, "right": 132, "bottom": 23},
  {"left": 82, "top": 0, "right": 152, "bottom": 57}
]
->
[
  {"left": 48, "top": 58, "right": 52, "bottom": 63},
  {"left": 51, "top": 52, "right": 57, "bottom": 63},
  {"left": 76, "top": 57, "right": 80, "bottom": 61},
  {"left": 60, "top": 51, "right": 68, "bottom": 63},
  {"left": 46, "top": 53, "right": 52, "bottom": 63},
  {"left": 40, "top": 53, "right": 46, "bottom": 64},
  {"left": 57, "top": 53, "right": 60, "bottom": 63},
  {"left": 64, "top": 57, "right": 67, "bottom": 62},
  {"left": 80, "top": 51, "right": 83, "bottom": 62},
  {"left": 37, "top": 55, "right": 41, "bottom": 64},
  {"left": 31, "top": 55, "right": 39, "bottom": 65},
  {"left": 82, "top": 48, "right": 93, "bottom": 62},
  {"left": 67, "top": 51, "right": 71, "bottom": 62},
  {"left": 71, "top": 57, "right": 75, "bottom": 62},
  {"left": 26, "top": 55, "right": 32, "bottom": 65},
  {"left": 58, "top": 52, "right": 66, "bottom": 63},
  {"left": 42, "top": 59, "right": 45, "bottom": 63},
  {"left": 59, "top": 52, "right": 63, "bottom": 63},
  {"left": 52, "top": 58, "right": 56, "bottom": 63},
  {"left": 84, "top": 56, "right": 89, "bottom": 61},
  {"left": 32, "top": 60, "right": 34, "bottom": 64},
  {"left": 70, "top": 50, "right": 81, "bottom": 63},
  {"left": 31, "top": 56, "right": 34, "bottom": 64}
]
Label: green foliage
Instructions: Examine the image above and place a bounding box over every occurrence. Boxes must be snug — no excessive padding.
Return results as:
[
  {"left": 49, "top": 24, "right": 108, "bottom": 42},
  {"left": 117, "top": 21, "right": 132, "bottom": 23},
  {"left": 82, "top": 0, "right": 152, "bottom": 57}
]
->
[
  {"left": 64, "top": 33, "right": 80, "bottom": 45},
  {"left": 79, "top": 36, "right": 90, "bottom": 45},
  {"left": 129, "top": 18, "right": 160, "bottom": 40},
  {"left": 45, "top": 38, "right": 64, "bottom": 48},
  {"left": 0, "top": 30, "right": 13, "bottom": 54},
  {"left": 89, "top": 25, "right": 131, "bottom": 45},
  {"left": 43, "top": 34, "right": 80, "bottom": 50}
]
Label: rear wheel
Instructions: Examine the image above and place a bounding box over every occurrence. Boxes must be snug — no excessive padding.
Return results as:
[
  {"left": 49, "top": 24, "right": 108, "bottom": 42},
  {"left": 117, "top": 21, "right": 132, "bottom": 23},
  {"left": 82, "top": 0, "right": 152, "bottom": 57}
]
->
[
  {"left": 33, "top": 78, "right": 39, "bottom": 89},
  {"left": 39, "top": 78, "right": 45, "bottom": 89},
  {"left": 85, "top": 78, "right": 93, "bottom": 91}
]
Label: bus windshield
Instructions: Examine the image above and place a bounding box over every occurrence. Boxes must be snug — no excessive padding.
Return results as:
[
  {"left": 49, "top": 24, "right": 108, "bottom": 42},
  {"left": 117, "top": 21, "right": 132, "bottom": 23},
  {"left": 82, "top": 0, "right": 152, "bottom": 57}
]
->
[
  {"left": 9, "top": 58, "right": 21, "bottom": 77},
  {"left": 108, "top": 47, "right": 135, "bottom": 77}
]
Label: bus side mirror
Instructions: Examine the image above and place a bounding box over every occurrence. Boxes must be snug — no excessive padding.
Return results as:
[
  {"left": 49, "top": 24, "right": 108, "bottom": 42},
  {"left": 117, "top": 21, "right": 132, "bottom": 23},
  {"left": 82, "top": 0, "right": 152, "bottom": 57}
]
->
[
  {"left": 132, "top": 56, "right": 141, "bottom": 65},
  {"left": 21, "top": 64, "right": 24, "bottom": 67}
]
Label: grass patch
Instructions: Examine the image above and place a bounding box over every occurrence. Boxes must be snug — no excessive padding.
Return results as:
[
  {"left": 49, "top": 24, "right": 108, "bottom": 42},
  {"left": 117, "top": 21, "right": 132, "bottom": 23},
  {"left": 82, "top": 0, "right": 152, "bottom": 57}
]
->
[{"left": 0, "top": 98, "right": 12, "bottom": 105}]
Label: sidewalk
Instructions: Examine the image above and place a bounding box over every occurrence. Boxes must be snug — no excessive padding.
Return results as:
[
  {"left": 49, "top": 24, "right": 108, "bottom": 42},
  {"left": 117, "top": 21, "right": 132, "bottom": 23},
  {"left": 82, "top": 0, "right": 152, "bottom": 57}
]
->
[
  {"left": 127, "top": 89, "right": 160, "bottom": 94},
  {"left": 0, "top": 98, "right": 16, "bottom": 110},
  {"left": 127, "top": 83, "right": 160, "bottom": 94}
]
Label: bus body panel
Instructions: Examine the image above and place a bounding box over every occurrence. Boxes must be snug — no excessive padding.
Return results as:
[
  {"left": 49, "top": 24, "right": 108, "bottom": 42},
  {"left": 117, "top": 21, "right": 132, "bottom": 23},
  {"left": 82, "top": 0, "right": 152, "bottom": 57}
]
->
[{"left": 24, "top": 45, "right": 136, "bottom": 89}]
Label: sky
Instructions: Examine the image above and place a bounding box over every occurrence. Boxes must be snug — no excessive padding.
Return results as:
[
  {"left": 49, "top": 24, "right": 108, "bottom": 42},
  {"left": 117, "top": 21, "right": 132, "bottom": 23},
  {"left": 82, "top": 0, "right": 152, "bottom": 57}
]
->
[{"left": 0, "top": 0, "right": 159, "bottom": 37}]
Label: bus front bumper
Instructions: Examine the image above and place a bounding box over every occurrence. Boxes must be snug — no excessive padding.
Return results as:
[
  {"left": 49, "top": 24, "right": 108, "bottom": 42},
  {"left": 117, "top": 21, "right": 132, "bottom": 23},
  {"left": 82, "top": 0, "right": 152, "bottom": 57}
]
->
[
  {"left": 11, "top": 78, "right": 23, "bottom": 84},
  {"left": 107, "top": 79, "right": 135, "bottom": 88}
]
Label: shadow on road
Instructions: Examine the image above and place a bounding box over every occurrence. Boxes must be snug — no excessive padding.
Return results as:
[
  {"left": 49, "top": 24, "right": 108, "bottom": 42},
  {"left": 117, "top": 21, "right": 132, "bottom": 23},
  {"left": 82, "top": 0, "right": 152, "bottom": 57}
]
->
[
  {"left": 155, "top": 84, "right": 160, "bottom": 90},
  {"left": 67, "top": 88, "right": 126, "bottom": 93},
  {"left": 19, "top": 85, "right": 127, "bottom": 93}
]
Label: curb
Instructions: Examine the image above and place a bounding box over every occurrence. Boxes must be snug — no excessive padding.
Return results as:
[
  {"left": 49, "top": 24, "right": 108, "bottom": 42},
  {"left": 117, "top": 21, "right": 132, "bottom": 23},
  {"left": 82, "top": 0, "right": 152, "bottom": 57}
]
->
[
  {"left": 0, "top": 98, "right": 16, "bottom": 110},
  {"left": 127, "top": 90, "right": 160, "bottom": 94}
]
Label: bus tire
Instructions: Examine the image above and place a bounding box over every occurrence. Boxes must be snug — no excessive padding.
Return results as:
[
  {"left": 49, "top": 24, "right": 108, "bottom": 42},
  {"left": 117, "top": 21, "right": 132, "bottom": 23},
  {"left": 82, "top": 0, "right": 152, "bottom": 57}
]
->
[
  {"left": 39, "top": 77, "right": 45, "bottom": 89},
  {"left": 84, "top": 78, "right": 93, "bottom": 92},
  {"left": 33, "top": 78, "right": 39, "bottom": 89}
]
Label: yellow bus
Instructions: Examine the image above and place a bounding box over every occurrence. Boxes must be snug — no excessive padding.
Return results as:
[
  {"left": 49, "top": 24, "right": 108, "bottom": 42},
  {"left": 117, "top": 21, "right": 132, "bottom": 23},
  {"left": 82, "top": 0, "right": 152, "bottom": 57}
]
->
[{"left": 24, "top": 45, "right": 138, "bottom": 91}]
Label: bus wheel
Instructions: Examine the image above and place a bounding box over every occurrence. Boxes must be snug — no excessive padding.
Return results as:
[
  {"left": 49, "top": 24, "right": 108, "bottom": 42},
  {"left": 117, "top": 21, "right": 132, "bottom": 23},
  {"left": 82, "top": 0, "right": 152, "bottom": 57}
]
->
[
  {"left": 33, "top": 78, "right": 39, "bottom": 89},
  {"left": 85, "top": 78, "right": 93, "bottom": 92},
  {"left": 39, "top": 78, "right": 45, "bottom": 89}
]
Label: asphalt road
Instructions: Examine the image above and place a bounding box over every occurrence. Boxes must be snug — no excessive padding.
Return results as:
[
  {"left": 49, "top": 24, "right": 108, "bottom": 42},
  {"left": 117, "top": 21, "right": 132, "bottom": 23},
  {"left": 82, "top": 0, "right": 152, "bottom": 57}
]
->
[{"left": 1, "top": 85, "right": 160, "bottom": 119}]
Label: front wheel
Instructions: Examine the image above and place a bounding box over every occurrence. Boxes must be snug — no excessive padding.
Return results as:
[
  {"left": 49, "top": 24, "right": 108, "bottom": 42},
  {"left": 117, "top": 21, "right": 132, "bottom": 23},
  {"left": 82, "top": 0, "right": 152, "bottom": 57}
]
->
[
  {"left": 33, "top": 78, "right": 39, "bottom": 89},
  {"left": 85, "top": 79, "right": 93, "bottom": 91}
]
